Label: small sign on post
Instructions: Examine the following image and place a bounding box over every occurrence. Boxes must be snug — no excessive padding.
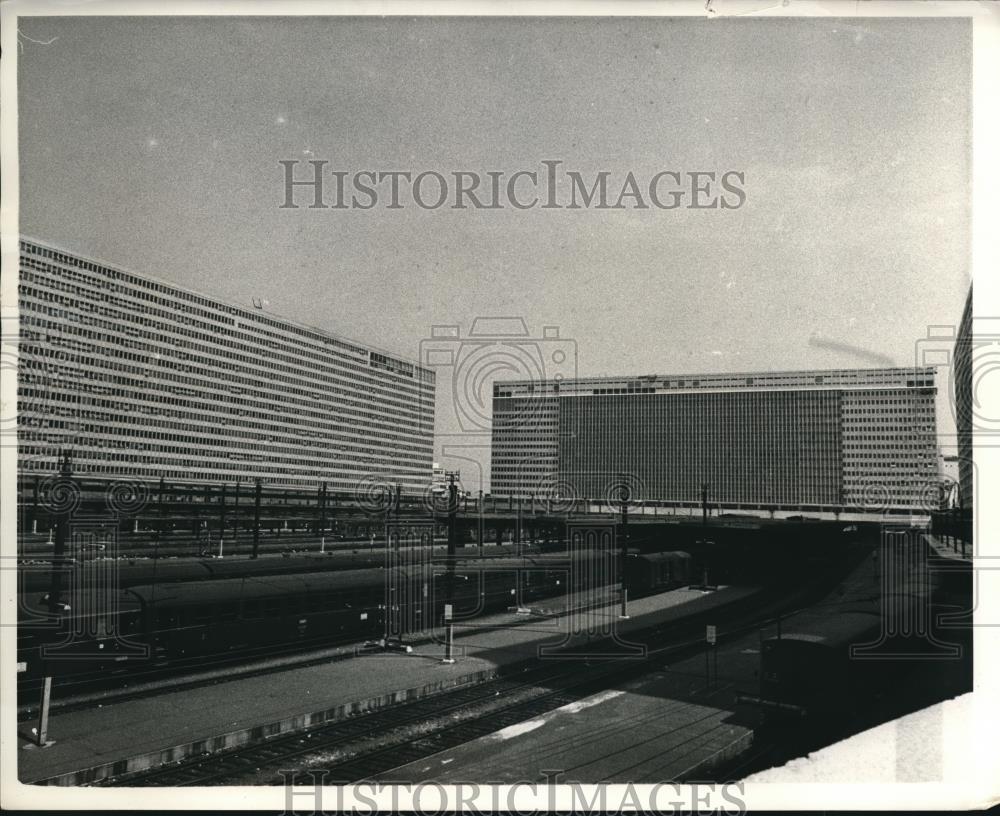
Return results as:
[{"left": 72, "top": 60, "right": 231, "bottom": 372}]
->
[
  {"left": 706, "top": 624, "right": 719, "bottom": 689},
  {"left": 17, "top": 661, "right": 26, "bottom": 673}
]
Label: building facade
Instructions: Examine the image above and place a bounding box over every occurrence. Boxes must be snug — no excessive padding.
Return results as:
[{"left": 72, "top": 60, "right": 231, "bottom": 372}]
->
[
  {"left": 17, "top": 238, "right": 435, "bottom": 491},
  {"left": 492, "top": 368, "right": 938, "bottom": 511},
  {"left": 954, "top": 285, "right": 973, "bottom": 511}
]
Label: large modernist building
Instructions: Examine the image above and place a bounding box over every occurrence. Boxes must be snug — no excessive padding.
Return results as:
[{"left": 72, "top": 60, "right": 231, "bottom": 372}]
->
[
  {"left": 17, "top": 238, "right": 435, "bottom": 491},
  {"left": 954, "top": 286, "right": 973, "bottom": 511},
  {"left": 491, "top": 368, "right": 939, "bottom": 511}
]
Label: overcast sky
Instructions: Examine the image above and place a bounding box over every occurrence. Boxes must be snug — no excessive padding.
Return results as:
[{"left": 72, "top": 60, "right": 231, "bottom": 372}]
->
[{"left": 18, "top": 16, "right": 971, "bottom": 482}]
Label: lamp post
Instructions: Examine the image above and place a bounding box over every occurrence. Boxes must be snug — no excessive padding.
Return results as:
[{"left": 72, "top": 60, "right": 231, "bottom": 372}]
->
[
  {"left": 618, "top": 475, "right": 630, "bottom": 620},
  {"left": 36, "top": 450, "right": 75, "bottom": 748},
  {"left": 318, "top": 481, "right": 328, "bottom": 553},
  {"left": 217, "top": 483, "right": 227, "bottom": 558},
  {"left": 443, "top": 471, "right": 460, "bottom": 656},
  {"left": 252, "top": 479, "right": 261, "bottom": 559}
]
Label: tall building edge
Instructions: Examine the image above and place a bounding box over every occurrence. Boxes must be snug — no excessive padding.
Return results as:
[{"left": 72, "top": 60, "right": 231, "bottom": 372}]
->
[
  {"left": 17, "top": 237, "right": 435, "bottom": 492},
  {"left": 955, "top": 284, "right": 973, "bottom": 514}
]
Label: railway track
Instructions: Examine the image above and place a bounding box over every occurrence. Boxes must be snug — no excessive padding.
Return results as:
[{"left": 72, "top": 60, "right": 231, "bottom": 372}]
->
[
  {"left": 17, "top": 579, "right": 629, "bottom": 721},
  {"left": 16, "top": 546, "right": 578, "bottom": 708},
  {"left": 100, "top": 556, "right": 866, "bottom": 788}
]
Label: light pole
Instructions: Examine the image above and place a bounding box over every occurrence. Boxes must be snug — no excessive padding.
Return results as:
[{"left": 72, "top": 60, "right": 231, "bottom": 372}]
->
[
  {"left": 36, "top": 450, "right": 74, "bottom": 747},
  {"left": 252, "top": 479, "right": 261, "bottom": 559},
  {"left": 217, "top": 483, "right": 227, "bottom": 558},
  {"left": 618, "top": 475, "right": 630, "bottom": 620}
]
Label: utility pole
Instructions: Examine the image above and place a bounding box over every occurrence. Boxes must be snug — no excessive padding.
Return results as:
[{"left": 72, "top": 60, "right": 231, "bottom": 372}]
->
[
  {"left": 37, "top": 451, "right": 74, "bottom": 747},
  {"left": 318, "top": 481, "right": 328, "bottom": 553},
  {"left": 156, "top": 476, "right": 166, "bottom": 552},
  {"left": 445, "top": 471, "right": 458, "bottom": 584},
  {"left": 30, "top": 475, "right": 39, "bottom": 534},
  {"left": 152, "top": 476, "right": 165, "bottom": 605},
  {"left": 446, "top": 471, "right": 459, "bottom": 608},
  {"left": 252, "top": 479, "right": 261, "bottom": 559},
  {"left": 959, "top": 491, "right": 966, "bottom": 559},
  {"left": 233, "top": 480, "right": 241, "bottom": 556},
  {"left": 218, "top": 483, "right": 227, "bottom": 558},
  {"left": 198, "top": 483, "right": 210, "bottom": 554},
  {"left": 619, "top": 476, "right": 630, "bottom": 620},
  {"left": 701, "top": 482, "right": 709, "bottom": 527}
]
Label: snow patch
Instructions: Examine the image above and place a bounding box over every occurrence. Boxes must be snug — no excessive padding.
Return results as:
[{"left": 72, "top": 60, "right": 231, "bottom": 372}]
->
[
  {"left": 556, "top": 689, "right": 626, "bottom": 714},
  {"left": 490, "top": 719, "right": 547, "bottom": 741}
]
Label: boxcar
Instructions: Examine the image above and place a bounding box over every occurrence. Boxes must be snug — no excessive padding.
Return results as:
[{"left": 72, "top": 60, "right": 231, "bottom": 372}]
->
[
  {"left": 625, "top": 551, "right": 693, "bottom": 594},
  {"left": 758, "top": 611, "right": 885, "bottom": 721}
]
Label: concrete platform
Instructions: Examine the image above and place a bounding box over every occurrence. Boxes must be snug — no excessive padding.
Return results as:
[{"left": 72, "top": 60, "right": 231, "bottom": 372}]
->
[
  {"left": 18, "top": 584, "right": 759, "bottom": 785},
  {"left": 378, "top": 658, "right": 759, "bottom": 784}
]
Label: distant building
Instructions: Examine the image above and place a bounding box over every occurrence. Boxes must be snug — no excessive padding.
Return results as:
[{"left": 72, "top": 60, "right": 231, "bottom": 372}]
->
[
  {"left": 954, "top": 285, "right": 973, "bottom": 511},
  {"left": 18, "top": 238, "right": 435, "bottom": 491},
  {"left": 940, "top": 454, "right": 960, "bottom": 485},
  {"left": 431, "top": 462, "right": 447, "bottom": 494},
  {"left": 431, "top": 462, "right": 463, "bottom": 497},
  {"left": 491, "top": 368, "right": 938, "bottom": 511}
]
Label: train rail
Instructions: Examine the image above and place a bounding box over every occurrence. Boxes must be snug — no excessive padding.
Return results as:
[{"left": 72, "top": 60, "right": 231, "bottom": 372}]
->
[
  {"left": 17, "top": 567, "right": 637, "bottom": 720},
  {"left": 100, "top": 556, "right": 864, "bottom": 788}
]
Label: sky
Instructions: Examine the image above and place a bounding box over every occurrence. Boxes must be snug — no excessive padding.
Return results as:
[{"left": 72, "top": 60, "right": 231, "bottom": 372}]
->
[{"left": 17, "top": 16, "right": 971, "bottom": 483}]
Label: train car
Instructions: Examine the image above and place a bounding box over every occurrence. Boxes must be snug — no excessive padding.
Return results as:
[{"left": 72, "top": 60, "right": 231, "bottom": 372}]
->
[
  {"left": 625, "top": 550, "right": 693, "bottom": 594},
  {"left": 754, "top": 612, "right": 884, "bottom": 721},
  {"left": 16, "top": 542, "right": 562, "bottom": 594},
  {"left": 16, "top": 585, "right": 148, "bottom": 681},
  {"left": 17, "top": 549, "right": 619, "bottom": 679},
  {"left": 126, "top": 553, "right": 617, "bottom": 662}
]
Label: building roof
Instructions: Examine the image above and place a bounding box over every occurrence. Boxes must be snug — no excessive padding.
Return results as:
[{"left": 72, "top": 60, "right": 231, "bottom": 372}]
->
[{"left": 19, "top": 236, "right": 431, "bottom": 375}]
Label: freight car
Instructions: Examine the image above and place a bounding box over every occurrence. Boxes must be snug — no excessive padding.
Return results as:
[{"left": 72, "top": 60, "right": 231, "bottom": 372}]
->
[
  {"left": 17, "top": 541, "right": 555, "bottom": 593},
  {"left": 751, "top": 612, "right": 885, "bottom": 721},
  {"left": 624, "top": 550, "right": 694, "bottom": 594},
  {"left": 745, "top": 573, "right": 945, "bottom": 722},
  {"left": 17, "top": 550, "right": 616, "bottom": 682}
]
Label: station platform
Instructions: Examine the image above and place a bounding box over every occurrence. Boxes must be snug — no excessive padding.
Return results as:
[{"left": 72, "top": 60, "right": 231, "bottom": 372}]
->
[
  {"left": 18, "top": 583, "right": 760, "bottom": 786},
  {"left": 379, "top": 642, "right": 760, "bottom": 784},
  {"left": 381, "top": 536, "right": 966, "bottom": 784}
]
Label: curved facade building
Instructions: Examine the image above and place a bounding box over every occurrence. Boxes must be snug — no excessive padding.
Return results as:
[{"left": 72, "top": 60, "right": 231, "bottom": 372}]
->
[{"left": 17, "top": 238, "right": 435, "bottom": 491}]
